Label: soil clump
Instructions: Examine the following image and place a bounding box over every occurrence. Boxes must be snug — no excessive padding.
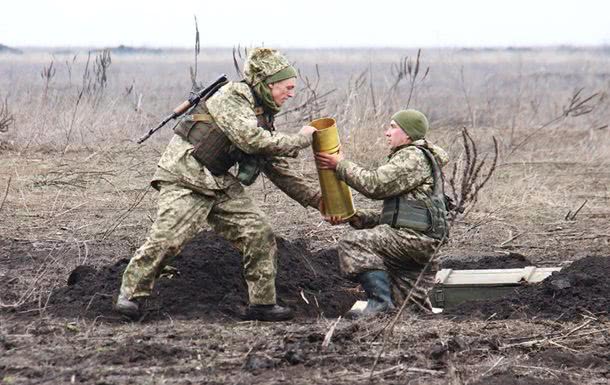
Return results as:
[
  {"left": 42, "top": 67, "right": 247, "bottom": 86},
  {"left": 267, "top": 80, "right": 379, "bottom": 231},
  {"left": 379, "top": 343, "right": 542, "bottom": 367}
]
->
[
  {"left": 47, "top": 231, "right": 359, "bottom": 321},
  {"left": 439, "top": 253, "right": 532, "bottom": 269}
]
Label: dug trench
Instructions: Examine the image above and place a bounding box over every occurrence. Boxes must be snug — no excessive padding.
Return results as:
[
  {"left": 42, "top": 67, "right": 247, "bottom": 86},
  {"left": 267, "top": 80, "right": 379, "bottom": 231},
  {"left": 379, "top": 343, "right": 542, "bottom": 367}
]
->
[{"left": 46, "top": 230, "right": 608, "bottom": 323}]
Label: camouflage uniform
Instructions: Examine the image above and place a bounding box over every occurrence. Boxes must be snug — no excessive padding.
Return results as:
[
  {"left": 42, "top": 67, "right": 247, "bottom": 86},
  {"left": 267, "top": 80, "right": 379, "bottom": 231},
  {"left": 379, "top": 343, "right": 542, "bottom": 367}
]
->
[
  {"left": 120, "top": 63, "right": 320, "bottom": 306},
  {"left": 335, "top": 139, "right": 449, "bottom": 309}
]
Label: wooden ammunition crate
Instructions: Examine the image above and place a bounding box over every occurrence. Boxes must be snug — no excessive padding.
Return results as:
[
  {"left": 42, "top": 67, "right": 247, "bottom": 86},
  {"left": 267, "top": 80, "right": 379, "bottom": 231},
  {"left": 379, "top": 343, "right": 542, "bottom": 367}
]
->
[{"left": 429, "top": 266, "right": 562, "bottom": 308}]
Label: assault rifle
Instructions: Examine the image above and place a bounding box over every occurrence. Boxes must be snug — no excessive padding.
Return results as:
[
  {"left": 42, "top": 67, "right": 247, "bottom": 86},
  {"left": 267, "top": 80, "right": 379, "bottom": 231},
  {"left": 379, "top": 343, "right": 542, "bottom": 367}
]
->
[{"left": 137, "top": 74, "right": 228, "bottom": 144}]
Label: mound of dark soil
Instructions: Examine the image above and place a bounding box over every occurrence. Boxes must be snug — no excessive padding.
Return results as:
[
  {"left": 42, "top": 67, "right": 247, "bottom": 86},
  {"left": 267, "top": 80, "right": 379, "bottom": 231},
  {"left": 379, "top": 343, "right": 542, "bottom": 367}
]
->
[
  {"left": 48, "top": 231, "right": 359, "bottom": 321},
  {"left": 445, "top": 256, "right": 610, "bottom": 320},
  {"left": 440, "top": 253, "right": 531, "bottom": 270}
]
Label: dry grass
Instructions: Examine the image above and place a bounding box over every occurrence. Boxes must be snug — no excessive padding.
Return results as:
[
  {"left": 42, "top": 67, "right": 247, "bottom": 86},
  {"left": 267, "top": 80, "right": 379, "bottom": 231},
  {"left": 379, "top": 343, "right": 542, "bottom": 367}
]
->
[
  {"left": 1, "top": 46, "right": 609, "bottom": 282},
  {"left": 0, "top": 46, "right": 609, "bottom": 384}
]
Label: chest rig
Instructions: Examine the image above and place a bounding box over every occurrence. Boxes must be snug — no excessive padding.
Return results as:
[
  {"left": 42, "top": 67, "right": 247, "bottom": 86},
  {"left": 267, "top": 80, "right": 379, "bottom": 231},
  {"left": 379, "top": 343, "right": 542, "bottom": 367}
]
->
[
  {"left": 173, "top": 82, "right": 274, "bottom": 181},
  {"left": 379, "top": 145, "right": 450, "bottom": 240}
]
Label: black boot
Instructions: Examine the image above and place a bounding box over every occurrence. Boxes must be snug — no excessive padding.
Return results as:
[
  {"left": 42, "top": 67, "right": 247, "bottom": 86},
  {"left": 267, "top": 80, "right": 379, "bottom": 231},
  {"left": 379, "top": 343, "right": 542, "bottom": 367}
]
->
[
  {"left": 244, "top": 304, "right": 294, "bottom": 322},
  {"left": 114, "top": 294, "right": 142, "bottom": 320},
  {"left": 346, "top": 270, "right": 395, "bottom": 319}
]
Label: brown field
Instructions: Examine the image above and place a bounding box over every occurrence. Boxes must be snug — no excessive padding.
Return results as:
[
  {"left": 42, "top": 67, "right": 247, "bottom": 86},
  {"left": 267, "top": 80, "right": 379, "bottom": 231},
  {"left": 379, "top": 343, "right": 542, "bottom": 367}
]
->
[{"left": 0, "top": 47, "right": 609, "bottom": 384}]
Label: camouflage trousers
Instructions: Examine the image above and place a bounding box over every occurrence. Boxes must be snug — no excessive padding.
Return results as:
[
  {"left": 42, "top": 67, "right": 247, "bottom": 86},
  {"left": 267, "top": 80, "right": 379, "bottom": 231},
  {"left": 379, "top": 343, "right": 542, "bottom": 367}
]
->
[
  {"left": 120, "top": 181, "right": 277, "bottom": 305},
  {"left": 338, "top": 224, "right": 441, "bottom": 311}
]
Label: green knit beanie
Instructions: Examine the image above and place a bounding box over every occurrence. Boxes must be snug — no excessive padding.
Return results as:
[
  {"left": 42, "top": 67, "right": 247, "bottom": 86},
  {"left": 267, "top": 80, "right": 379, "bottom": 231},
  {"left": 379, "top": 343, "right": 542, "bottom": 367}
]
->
[
  {"left": 391, "top": 109, "right": 429, "bottom": 140},
  {"left": 265, "top": 66, "right": 297, "bottom": 84}
]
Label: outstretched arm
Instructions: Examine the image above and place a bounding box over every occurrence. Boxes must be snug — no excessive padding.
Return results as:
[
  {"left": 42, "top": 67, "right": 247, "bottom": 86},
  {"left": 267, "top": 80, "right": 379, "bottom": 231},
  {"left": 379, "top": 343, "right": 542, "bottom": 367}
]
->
[
  {"left": 260, "top": 156, "right": 322, "bottom": 210},
  {"left": 207, "top": 83, "right": 314, "bottom": 156},
  {"left": 317, "top": 147, "right": 430, "bottom": 200}
]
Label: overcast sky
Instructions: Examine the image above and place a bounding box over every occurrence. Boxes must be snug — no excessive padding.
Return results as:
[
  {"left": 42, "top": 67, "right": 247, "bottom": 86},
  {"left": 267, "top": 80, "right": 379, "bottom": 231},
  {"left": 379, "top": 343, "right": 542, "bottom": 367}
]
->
[{"left": 1, "top": 0, "right": 609, "bottom": 48}]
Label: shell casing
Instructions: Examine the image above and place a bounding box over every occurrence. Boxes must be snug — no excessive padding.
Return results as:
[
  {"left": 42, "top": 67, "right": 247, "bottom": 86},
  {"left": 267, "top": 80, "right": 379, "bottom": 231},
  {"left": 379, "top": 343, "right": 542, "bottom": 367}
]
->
[{"left": 311, "top": 118, "right": 355, "bottom": 219}]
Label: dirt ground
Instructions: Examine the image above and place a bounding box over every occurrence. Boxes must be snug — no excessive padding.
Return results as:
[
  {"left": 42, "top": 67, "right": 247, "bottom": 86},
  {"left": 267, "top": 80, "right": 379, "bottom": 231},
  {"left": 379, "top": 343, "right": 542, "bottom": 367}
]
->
[{"left": 0, "top": 147, "right": 609, "bottom": 385}]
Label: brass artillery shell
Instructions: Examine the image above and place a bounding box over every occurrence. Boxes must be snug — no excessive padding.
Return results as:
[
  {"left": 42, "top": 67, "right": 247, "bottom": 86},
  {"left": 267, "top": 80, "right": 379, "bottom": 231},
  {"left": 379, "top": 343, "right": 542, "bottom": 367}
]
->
[{"left": 311, "top": 118, "right": 355, "bottom": 219}]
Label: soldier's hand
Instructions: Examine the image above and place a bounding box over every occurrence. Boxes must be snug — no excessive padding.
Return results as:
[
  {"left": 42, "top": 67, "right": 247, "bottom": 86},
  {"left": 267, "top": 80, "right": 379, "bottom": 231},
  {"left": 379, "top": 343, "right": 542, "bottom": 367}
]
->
[
  {"left": 299, "top": 125, "right": 317, "bottom": 137},
  {"left": 319, "top": 198, "right": 347, "bottom": 225},
  {"left": 325, "top": 215, "right": 347, "bottom": 226},
  {"left": 315, "top": 150, "right": 343, "bottom": 170}
]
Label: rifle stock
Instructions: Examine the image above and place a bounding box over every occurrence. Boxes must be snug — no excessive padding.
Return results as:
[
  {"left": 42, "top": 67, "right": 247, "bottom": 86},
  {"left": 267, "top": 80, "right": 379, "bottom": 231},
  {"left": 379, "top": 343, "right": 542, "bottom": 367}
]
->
[{"left": 137, "top": 74, "right": 228, "bottom": 144}]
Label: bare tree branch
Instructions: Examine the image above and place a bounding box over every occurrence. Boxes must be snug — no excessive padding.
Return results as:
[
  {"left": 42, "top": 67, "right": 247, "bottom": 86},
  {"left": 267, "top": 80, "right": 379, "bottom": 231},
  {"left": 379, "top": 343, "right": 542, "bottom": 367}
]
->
[{"left": 448, "top": 127, "right": 498, "bottom": 221}]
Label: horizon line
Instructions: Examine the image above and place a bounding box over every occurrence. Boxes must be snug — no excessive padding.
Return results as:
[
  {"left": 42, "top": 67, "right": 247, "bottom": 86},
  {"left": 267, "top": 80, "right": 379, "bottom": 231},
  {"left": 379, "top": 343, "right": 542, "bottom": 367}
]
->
[{"left": 2, "top": 43, "right": 610, "bottom": 51}]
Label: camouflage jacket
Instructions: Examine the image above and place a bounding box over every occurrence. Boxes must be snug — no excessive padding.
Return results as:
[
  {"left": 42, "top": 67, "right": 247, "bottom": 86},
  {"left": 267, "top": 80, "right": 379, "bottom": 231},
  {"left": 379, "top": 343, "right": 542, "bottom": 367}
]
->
[
  {"left": 152, "top": 82, "right": 321, "bottom": 208},
  {"left": 336, "top": 139, "right": 449, "bottom": 228}
]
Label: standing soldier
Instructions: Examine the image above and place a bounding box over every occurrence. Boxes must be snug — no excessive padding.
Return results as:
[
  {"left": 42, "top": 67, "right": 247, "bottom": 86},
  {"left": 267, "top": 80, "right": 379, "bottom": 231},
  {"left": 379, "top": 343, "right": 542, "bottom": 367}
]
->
[
  {"left": 115, "top": 48, "right": 322, "bottom": 322},
  {"left": 315, "top": 110, "right": 449, "bottom": 317}
]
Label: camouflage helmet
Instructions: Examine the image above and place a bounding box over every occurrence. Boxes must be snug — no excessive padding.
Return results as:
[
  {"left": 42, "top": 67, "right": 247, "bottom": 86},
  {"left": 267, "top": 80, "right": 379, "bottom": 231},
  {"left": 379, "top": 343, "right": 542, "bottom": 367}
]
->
[{"left": 244, "top": 48, "right": 295, "bottom": 86}]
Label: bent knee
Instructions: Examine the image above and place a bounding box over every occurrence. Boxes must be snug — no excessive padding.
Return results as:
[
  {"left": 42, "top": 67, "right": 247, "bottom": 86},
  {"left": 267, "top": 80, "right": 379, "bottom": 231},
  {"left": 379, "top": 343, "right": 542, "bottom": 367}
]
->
[{"left": 339, "top": 230, "right": 365, "bottom": 249}]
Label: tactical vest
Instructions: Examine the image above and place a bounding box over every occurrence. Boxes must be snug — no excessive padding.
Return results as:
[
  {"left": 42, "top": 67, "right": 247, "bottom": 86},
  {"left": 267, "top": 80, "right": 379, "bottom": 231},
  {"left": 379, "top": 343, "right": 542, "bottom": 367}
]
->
[
  {"left": 173, "top": 83, "right": 274, "bottom": 181},
  {"left": 379, "top": 145, "right": 450, "bottom": 240}
]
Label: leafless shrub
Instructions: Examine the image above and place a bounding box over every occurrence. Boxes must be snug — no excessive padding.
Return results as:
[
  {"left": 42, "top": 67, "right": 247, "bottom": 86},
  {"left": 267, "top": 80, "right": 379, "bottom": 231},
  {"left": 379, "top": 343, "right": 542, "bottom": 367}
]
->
[
  {"left": 278, "top": 65, "right": 335, "bottom": 123},
  {"left": 93, "top": 49, "right": 112, "bottom": 92},
  {"left": 507, "top": 88, "right": 602, "bottom": 157},
  {"left": 232, "top": 45, "right": 248, "bottom": 77},
  {"left": 80, "top": 51, "right": 93, "bottom": 95},
  {"left": 0, "top": 95, "right": 15, "bottom": 133},
  {"left": 368, "top": 64, "right": 378, "bottom": 114},
  {"left": 40, "top": 59, "right": 56, "bottom": 100},
  {"left": 458, "top": 65, "right": 476, "bottom": 127},
  {"left": 65, "top": 54, "right": 77, "bottom": 85},
  {"left": 189, "top": 15, "right": 201, "bottom": 90},
  {"left": 69, "top": 48, "right": 111, "bottom": 105},
  {"left": 62, "top": 55, "right": 91, "bottom": 151},
  {"left": 351, "top": 68, "right": 369, "bottom": 93},
  {"left": 333, "top": 68, "right": 369, "bottom": 124},
  {"left": 64, "top": 49, "right": 113, "bottom": 145},
  {"left": 390, "top": 48, "right": 430, "bottom": 108},
  {"left": 448, "top": 127, "right": 499, "bottom": 222},
  {"left": 125, "top": 81, "right": 134, "bottom": 96},
  {"left": 124, "top": 80, "right": 142, "bottom": 111}
]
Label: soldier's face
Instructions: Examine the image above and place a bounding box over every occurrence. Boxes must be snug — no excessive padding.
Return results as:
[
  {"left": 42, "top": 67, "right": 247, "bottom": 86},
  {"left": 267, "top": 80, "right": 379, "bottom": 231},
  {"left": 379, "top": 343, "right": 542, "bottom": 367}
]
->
[
  {"left": 386, "top": 121, "right": 412, "bottom": 149},
  {"left": 268, "top": 77, "right": 296, "bottom": 106}
]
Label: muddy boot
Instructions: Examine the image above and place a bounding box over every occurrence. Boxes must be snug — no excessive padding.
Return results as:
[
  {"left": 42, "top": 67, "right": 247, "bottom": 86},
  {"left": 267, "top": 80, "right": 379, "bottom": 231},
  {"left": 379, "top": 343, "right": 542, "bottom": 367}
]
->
[
  {"left": 244, "top": 304, "right": 294, "bottom": 322},
  {"left": 346, "top": 270, "right": 395, "bottom": 319},
  {"left": 114, "top": 294, "right": 141, "bottom": 319}
]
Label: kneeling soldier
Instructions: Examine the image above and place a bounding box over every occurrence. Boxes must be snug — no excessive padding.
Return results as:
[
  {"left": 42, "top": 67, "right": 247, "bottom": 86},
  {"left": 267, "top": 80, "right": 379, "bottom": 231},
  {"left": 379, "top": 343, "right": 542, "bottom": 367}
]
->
[{"left": 315, "top": 110, "right": 449, "bottom": 317}]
